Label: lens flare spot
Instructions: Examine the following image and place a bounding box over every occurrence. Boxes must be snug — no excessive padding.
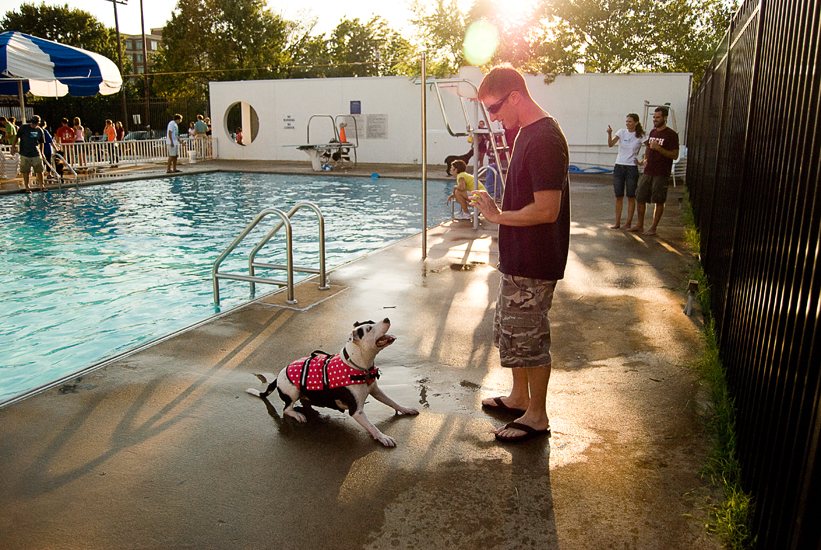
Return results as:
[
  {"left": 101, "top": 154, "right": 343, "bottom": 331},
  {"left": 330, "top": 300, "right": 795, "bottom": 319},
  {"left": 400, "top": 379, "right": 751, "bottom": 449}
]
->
[{"left": 463, "top": 20, "right": 499, "bottom": 66}]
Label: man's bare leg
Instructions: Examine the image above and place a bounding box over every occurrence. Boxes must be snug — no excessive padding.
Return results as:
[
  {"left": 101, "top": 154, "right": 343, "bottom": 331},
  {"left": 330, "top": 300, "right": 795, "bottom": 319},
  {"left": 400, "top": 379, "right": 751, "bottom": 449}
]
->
[
  {"left": 644, "top": 203, "right": 665, "bottom": 236},
  {"left": 628, "top": 202, "right": 646, "bottom": 232},
  {"left": 494, "top": 365, "right": 551, "bottom": 437},
  {"left": 482, "top": 367, "right": 530, "bottom": 411}
]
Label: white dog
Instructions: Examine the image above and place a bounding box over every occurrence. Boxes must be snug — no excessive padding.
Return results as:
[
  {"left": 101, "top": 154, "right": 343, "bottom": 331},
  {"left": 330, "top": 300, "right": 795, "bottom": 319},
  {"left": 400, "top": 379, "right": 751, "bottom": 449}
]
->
[{"left": 247, "top": 318, "right": 419, "bottom": 447}]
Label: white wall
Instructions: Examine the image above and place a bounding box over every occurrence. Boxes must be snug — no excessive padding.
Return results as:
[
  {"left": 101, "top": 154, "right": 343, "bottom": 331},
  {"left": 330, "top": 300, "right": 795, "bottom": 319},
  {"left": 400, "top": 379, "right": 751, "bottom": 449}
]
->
[{"left": 209, "top": 72, "right": 691, "bottom": 169}]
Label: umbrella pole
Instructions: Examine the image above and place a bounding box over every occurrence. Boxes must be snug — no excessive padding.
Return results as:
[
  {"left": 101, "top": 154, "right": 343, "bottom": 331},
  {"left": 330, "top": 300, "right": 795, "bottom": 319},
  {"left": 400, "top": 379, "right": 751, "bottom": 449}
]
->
[{"left": 18, "top": 80, "right": 26, "bottom": 122}]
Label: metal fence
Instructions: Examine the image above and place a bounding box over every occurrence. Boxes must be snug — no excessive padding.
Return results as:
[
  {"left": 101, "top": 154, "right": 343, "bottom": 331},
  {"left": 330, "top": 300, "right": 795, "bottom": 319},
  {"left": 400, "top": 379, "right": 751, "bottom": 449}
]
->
[
  {"left": 686, "top": 1, "right": 821, "bottom": 548},
  {"left": 1, "top": 137, "right": 214, "bottom": 186}
]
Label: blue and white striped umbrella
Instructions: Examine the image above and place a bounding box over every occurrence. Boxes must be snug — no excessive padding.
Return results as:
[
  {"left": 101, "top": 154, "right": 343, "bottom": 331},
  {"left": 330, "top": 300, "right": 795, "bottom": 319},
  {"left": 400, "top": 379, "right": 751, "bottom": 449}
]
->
[{"left": 0, "top": 31, "right": 122, "bottom": 97}]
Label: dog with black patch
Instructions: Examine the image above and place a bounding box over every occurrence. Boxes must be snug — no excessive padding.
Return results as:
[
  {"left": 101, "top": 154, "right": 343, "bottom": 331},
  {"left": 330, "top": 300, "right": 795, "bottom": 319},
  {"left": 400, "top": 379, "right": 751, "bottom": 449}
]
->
[
  {"left": 247, "top": 318, "right": 419, "bottom": 447},
  {"left": 444, "top": 148, "right": 474, "bottom": 175}
]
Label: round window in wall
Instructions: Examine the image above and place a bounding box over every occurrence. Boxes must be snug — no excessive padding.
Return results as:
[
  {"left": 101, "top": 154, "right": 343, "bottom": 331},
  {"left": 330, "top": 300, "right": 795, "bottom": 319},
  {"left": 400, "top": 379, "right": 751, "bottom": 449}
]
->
[{"left": 225, "top": 101, "right": 259, "bottom": 145}]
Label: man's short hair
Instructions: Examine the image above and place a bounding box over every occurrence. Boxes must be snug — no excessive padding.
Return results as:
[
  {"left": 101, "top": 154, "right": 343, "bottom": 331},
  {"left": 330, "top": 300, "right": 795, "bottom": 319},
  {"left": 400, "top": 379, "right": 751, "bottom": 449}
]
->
[
  {"left": 478, "top": 63, "right": 529, "bottom": 101},
  {"left": 654, "top": 106, "right": 669, "bottom": 117},
  {"left": 61, "top": 118, "right": 70, "bottom": 125},
  {"left": 197, "top": 115, "right": 204, "bottom": 120},
  {"left": 29, "top": 115, "right": 40, "bottom": 124},
  {"left": 174, "top": 114, "right": 182, "bottom": 121},
  {"left": 451, "top": 159, "right": 467, "bottom": 173}
]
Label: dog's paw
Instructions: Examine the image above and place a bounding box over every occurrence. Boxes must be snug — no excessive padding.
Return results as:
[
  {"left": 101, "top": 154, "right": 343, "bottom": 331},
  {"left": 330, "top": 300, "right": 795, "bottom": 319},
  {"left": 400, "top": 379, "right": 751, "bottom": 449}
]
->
[
  {"left": 397, "top": 406, "right": 419, "bottom": 416},
  {"left": 284, "top": 409, "right": 308, "bottom": 423},
  {"left": 376, "top": 433, "right": 398, "bottom": 447}
]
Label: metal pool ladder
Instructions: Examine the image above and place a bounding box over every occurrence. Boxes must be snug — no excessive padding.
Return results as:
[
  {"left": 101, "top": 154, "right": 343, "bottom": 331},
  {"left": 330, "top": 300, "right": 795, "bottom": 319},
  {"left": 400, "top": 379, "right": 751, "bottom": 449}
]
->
[{"left": 212, "top": 203, "right": 329, "bottom": 306}]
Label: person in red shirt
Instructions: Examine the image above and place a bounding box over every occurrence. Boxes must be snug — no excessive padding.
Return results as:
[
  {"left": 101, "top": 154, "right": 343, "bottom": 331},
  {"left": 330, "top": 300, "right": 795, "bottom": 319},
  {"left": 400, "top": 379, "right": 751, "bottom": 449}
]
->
[
  {"left": 54, "top": 118, "right": 74, "bottom": 144},
  {"left": 53, "top": 118, "right": 75, "bottom": 166},
  {"left": 628, "top": 106, "right": 679, "bottom": 236}
]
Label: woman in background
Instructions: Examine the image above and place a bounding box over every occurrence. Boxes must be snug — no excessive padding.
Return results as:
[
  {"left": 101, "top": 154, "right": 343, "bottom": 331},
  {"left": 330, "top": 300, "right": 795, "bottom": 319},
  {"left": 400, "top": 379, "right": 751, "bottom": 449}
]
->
[
  {"left": 606, "top": 113, "right": 647, "bottom": 229},
  {"left": 73, "top": 117, "right": 86, "bottom": 166}
]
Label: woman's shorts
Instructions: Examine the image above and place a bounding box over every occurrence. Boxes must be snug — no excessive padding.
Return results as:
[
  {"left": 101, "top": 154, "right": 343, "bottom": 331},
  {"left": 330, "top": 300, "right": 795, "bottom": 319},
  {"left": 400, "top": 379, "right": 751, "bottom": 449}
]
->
[
  {"left": 494, "top": 274, "right": 557, "bottom": 368},
  {"left": 613, "top": 164, "right": 639, "bottom": 198},
  {"left": 636, "top": 174, "right": 671, "bottom": 204},
  {"left": 167, "top": 144, "right": 179, "bottom": 157}
]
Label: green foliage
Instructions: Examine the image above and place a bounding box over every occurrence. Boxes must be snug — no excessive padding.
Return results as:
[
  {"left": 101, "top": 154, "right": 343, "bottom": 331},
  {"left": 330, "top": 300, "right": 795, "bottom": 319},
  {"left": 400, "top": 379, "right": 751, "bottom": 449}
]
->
[
  {"left": 1, "top": 2, "right": 136, "bottom": 94},
  {"left": 409, "top": 0, "right": 739, "bottom": 84},
  {"left": 409, "top": 0, "right": 468, "bottom": 77},
  {"left": 151, "top": 0, "right": 291, "bottom": 99},
  {"left": 682, "top": 189, "right": 756, "bottom": 550},
  {"left": 0, "top": 2, "right": 133, "bottom": 73},
  {"left": 2, "top": 2, "right": 115, "bottom": 58},
  {"left": 322, "top": 17, "right": 414, "bottom": 77}
]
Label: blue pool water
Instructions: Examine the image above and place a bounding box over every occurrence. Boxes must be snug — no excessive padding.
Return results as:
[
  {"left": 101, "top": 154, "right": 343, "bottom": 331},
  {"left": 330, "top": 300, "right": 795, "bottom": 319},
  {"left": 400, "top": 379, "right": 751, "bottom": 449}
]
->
[{"left": 0, "top": 172, "right": 454, "bottom": 403}]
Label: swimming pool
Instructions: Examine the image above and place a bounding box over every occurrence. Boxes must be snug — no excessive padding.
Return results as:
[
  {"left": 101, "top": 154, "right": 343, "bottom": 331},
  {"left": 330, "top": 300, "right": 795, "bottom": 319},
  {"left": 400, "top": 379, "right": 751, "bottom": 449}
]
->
[{"left": 0, "top": 172, "right": 454, "bottom": 404}]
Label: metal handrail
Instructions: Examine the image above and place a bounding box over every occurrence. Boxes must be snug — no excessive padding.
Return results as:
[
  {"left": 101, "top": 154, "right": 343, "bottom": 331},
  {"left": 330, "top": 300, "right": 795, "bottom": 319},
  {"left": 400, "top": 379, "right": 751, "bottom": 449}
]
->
[
  {"left": 426, "top": 77, "right": 508, "bottom": 190},
  {"left": 45, "top": 151, "right": 79, "bottom": 189},
  {"left": 247, "top": 203, "right": 328, "bottom": 295},
  {"left": 477, "top": 164, "right": 504, "bottom": 204},
  {"left": 307, "top": 114, "right": 338, "bottom": 144},
  {"left": 212, "top": 203, "right": 328, "bottom": 306},
  {"left": 431, "top": 80, "right": 472, "bottom": 137}
]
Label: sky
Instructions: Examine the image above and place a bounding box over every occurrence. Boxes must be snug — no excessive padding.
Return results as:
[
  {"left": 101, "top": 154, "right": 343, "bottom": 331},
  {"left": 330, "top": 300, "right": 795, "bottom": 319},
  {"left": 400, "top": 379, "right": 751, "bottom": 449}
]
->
[{"left": 21, "top": 0, "right": 428, "bottom": 37}]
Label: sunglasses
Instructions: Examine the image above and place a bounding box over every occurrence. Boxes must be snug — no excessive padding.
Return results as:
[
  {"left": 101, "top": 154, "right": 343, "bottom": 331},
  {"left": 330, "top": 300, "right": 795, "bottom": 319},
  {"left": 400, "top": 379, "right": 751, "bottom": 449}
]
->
[{"left": 485, "top": 92, "right": 512, "bottom": 114}]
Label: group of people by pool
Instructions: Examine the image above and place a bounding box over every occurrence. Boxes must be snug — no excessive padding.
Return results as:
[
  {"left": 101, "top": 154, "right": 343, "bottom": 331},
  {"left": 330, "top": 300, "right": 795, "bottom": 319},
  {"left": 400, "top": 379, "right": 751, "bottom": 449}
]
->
[
  {"left": 446, "top": 104, "right": 679, "bottom": 236},
  {"left": 2, "top": 111, "right": 216, "bottom": 189}
]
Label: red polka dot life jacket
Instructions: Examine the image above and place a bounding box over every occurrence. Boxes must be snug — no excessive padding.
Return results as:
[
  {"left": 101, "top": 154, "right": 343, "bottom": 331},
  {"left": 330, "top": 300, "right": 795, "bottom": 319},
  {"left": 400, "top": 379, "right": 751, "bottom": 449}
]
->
[{"left": 286, "top": 350, "right": 380, "bottom": 391}]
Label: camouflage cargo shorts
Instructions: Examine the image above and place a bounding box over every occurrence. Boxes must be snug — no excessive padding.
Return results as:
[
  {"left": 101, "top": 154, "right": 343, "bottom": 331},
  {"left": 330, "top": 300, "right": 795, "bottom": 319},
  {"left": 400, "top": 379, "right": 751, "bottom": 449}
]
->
[{"left": 494, "top": 274, "right": 557, "bottom": 368}]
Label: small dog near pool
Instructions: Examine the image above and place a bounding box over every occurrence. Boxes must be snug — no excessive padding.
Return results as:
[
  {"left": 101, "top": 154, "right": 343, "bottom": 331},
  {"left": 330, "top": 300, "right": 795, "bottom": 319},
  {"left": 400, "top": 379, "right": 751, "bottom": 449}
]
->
[{"left": 247, "top": 318, "right": 419, "bottom": 447}]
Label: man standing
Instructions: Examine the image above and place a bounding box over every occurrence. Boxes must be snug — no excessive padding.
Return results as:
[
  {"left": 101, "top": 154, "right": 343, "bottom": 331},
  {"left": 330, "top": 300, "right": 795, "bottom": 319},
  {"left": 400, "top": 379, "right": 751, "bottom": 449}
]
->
[
  {"left": 471, "top": 65, "right": 571, "bottom": 442},
  {"left": 11, "top": 115, "right": 46, "bottom": 192},
  {"left": 166, "top": 114, "right": 182, "bottom": 173},
  {"left": 192, "top": 114, "right": 209, "bottom": 158},
  {"left": 1, "top": 115, "right": 17, "bottom": 145},
  {"left": 54, "top": 118, "right": 74, "bottom": 144},
  {"left": 193, "top": 114, "right": 208, "bottom": 138},
  {"left": 628, "top": 106, "right": 679, "bottom": 236}
]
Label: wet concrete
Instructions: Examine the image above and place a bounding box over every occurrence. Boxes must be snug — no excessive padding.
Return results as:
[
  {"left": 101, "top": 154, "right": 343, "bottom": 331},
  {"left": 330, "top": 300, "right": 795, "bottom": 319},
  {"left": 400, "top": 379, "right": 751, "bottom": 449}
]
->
[{"left": 0, "top": 171, "right": 721, "bottom": 549}]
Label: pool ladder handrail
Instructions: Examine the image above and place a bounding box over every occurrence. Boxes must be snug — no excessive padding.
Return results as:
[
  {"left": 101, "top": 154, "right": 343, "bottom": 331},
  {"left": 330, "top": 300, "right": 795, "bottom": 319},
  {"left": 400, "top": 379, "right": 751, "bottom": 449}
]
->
[{"left": 212, "top": 203, "right": 329, "bottom": 306}]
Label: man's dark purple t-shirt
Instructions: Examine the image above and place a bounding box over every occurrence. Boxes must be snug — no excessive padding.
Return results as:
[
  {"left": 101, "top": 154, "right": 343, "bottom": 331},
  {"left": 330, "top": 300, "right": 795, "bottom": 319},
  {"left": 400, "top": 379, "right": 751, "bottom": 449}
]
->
[
  {"left": 499, "top": 115, "right": 570, "bottom": 281},
  {"left": 644, "top": 126, "right": 679, "bottom": 177}
]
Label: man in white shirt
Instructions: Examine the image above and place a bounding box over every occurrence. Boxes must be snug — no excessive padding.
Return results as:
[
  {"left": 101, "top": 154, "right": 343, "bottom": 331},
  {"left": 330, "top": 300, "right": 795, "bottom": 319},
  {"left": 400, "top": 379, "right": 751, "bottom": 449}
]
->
[{"left": 166, "top": 114, "right": 182, "bottom": 173}]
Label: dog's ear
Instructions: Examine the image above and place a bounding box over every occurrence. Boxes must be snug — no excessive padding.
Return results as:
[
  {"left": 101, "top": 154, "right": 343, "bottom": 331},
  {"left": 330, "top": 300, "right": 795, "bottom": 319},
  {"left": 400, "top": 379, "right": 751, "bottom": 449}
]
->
[{"left": 353, "top": 320, "right": 375, "bottom": 328}]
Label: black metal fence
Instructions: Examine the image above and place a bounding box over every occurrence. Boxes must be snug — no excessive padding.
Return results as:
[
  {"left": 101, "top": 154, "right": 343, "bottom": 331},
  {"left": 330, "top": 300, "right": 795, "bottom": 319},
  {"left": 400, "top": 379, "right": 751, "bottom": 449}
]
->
[{"left": 686, "top": 1, "right": 821, "bottom": 548}]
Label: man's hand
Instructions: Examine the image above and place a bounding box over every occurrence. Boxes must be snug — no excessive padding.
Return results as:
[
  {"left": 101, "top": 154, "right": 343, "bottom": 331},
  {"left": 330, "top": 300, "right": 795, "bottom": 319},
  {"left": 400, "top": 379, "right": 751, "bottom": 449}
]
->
[{"left": 470, "top": 190, "right": 499, "bottom": 222}]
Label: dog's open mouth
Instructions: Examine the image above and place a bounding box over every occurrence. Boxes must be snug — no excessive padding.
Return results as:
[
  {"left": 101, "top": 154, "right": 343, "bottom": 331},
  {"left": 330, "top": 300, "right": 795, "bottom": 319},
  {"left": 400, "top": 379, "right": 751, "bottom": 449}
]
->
[{"left": 376, "top": 335, "right": 396, "bottom": 347}]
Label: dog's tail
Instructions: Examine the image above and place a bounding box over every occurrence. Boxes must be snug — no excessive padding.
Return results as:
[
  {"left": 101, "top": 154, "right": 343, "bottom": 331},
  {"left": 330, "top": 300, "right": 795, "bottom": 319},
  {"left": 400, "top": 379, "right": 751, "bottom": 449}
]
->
[{"left": 246, "top": 373, "right": 277, "bottom": 398}]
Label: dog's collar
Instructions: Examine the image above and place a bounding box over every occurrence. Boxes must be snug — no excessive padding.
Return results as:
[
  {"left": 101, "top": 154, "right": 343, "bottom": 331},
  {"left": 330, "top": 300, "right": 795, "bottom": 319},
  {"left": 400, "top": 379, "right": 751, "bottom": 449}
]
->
[{"left": 342, "top": 347, "right": 373, "bottom": 371}]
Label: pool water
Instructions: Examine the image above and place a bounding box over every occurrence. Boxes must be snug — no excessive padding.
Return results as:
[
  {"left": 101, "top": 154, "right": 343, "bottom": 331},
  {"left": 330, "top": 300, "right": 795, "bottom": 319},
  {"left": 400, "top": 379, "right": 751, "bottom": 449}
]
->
[{"left": 0, "top": 172, "right": 454, "bottom": 404}]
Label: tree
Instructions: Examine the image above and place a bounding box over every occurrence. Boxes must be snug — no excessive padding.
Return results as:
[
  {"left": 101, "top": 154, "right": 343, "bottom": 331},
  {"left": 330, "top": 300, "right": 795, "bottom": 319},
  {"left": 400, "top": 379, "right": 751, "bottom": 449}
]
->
[
  {"left": 409, "top": 0, "right": 739, "bottom": 84},
  {"left": 325, "top": 17, "right": 415, "bottom": 77},
  {"left": 409, "top": 0, "right": 468, "bottom": 77},
  {"left": 1, "top": 2, "right": 129, "bottom": 73},
  {"left": 151, "top": 0, "right": 291, "bottom": 100}
]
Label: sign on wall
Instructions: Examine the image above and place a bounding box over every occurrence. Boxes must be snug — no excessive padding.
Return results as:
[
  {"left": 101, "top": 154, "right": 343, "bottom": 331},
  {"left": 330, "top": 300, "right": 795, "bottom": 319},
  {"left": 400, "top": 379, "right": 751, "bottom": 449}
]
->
[
  {"left": 350, "top": 101, "right": 361, "bottom": 115},
  {"left": 283, "top": 115, "right": 295, "bottom": 130},
  {"left": 366, "top": 114, "right": 388, "bottom": 139}
]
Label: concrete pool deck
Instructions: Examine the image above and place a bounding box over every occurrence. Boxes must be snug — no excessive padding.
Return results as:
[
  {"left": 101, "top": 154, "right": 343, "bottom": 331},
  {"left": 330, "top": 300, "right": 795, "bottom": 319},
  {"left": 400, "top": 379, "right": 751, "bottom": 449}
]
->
[{"left": 0, "top": 165, "right": 722, "bottom": 549}]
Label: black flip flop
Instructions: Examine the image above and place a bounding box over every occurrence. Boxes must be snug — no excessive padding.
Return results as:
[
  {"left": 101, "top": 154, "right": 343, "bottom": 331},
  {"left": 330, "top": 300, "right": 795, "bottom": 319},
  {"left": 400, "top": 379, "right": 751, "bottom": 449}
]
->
[
  {"left": 482, "top": 396, "right": 526, "bottom": 416},
  {"left": 495, "top": 421, "right": 551, "bottom": 442}
]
